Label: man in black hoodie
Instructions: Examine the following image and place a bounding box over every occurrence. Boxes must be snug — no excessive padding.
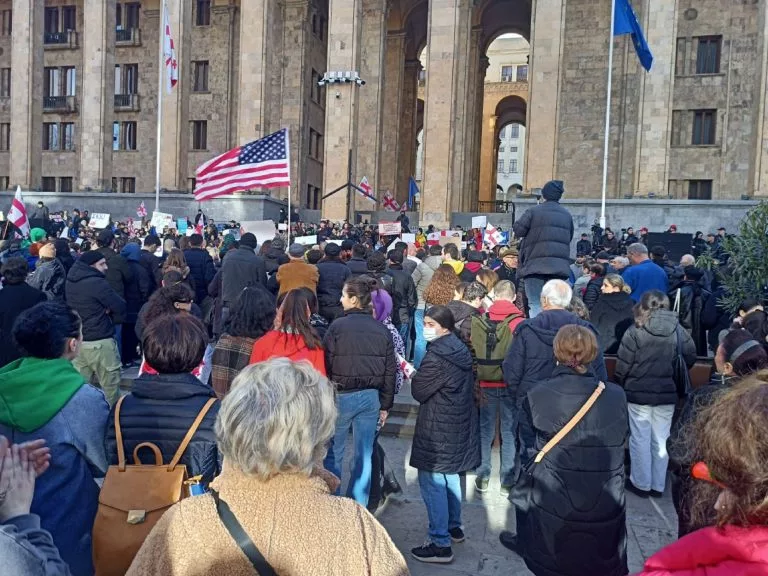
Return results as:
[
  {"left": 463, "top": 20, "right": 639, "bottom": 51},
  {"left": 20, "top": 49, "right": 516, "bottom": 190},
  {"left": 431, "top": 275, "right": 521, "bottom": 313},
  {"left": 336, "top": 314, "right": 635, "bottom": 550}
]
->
[
  {"left": 66, "top": 250, "right": 126, "bottom": 404},
  {"left": 385, "top": 249, "right": 417, "bottom": 351},
  {"left": 346, "top": 243, "right": 369, "bottom": 276}
]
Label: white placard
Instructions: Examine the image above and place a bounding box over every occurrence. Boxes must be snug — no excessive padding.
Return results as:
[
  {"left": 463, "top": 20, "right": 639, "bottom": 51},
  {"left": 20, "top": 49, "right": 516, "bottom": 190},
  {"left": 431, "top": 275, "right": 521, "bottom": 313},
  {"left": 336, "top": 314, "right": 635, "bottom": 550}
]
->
[
  {"left": 387, "top": 238, "right": 400, "bottom": 252},
  {"left": 277, "top": 223, "right": 288, "bottom": 231},
  {"left": 326, "top": 239, "right": 343, "bottom": 246},
  {"left": 378, "top": 221, "right": 401, "bottom": 236},
  {"left": 150, "top": 211, "right": 174, "bottom": 230},
  {"left": 471, "top": 215, "right": 487, "bottom": 229},
  {"left": 88, "top": 213, "right": 111, "bottom": 229},
  {"left": 240, "top": 220, "right": 276, "bottom": 248},
  {"left": 294, "top": 234, "right": 317, "bottom": 245},
  {"left": 75, "top": 238, "right": 84, "bottom": 246},
  {"left": 401, "top": 233, "right": 416, "bottom": 243},
  {"left": 60, "top": 226, "right": 69, "bottom": 238}
]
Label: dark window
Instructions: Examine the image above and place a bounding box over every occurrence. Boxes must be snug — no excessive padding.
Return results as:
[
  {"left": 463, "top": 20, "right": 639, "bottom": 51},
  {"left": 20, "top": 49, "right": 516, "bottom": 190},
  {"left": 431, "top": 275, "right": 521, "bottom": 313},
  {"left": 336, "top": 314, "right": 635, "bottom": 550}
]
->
[
  {"left": 318, "top": 16, "right": 325, "bottom": 41},
  {"left": 124, "top": 2, "right": 140, "bottom": 28},
  {"left": 114, "top": 121, "right": 137, "bottom": 150},
  {"left": 195, "top": 0, "right": 211, "bottom": 26},
  {"left": 111, "top": 177, "right": 118, "bottom": 193},
  {"left": 192, "top": 61, "right": 209, "bottom": 92},
  {"left": 62, "top": 123, "right": 75, "bottom": 151},
  {"left": 311, "top": 14, "right": 317, "bottom": 35},
  {"left": 44, "top": 7, "right": 58, "bottom": 34},
  {"left": 43, "top": 123, "right": 59, "bottom": 150},
  {"left": 696, "top": 37, "right": 721, "bottom": 75},
  {"left": 0, "top": 176, "right": 9, "bottom": 190},
  {"left": 688, "top": 180, "right": 712, "bottom": 200},
  {"left": 306, "top": 184, "right": 320, "bottom": 209},
  {"left": 510, "top": 159, "right": 518, "bottom": 173},
  {"left": 121, "top": 177, "right": 136, "bottom": 193},
  {"left": 0, "top": 123, "right": 9, "bottom": 151},
  {"left": 0, "top": 68, "right": 10, "bottom": 98},
  {"left": 188, "top": 178, "right": 196, "bottom": 192},
  {"left": 42, "top": 176, "right": 56, "bottom": 191},
  {"left": 116, "top": 63, "right": 139, "bottom": 94},
  {"left": 308, "top": 129, "right": 323, "bottom": 161},
  {"left": 0, "top": 10, "right": 11, "bottom": 36},
  {"left": 192, "top": 121, "right": 207, "bottom": 150},
  {"left": 62, "top": 6, "right": 76, "bottom": 31},
  {"left": 517, "top": 65, "right": 528, "bottom": 81},
  {"left": 692, "top": 110, "right": 716, "bottom": 145},
  {"left": 501, "top": 66, "right": 513, "bottom": 82},
  {"left": 59, "top": 177, "right": 73, "bottom": 192}
]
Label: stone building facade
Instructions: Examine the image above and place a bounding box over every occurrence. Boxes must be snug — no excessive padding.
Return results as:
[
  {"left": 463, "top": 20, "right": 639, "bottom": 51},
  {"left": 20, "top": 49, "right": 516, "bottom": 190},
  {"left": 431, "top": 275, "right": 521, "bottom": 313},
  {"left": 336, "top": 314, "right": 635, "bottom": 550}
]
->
[{"left": 3, "top": 0, "right": 768, "bottom": 226}]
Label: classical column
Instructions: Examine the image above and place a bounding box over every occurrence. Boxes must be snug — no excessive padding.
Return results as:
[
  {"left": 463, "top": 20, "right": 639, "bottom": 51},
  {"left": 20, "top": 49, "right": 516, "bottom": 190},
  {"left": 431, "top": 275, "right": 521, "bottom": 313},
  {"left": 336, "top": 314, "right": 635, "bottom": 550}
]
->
[
  {"left": 525, "top": 0, "right": 565, "bottom": 191},
  {"left": 420, "top": 0, "right": 473, "bottom": 225},
  {"left": 353, "top": 0, "right": 387, "bottom": 212},
  {"left": 321, "top": 0, "right": 362, "bottom": 221},
  {"left": 79, "top": 0, "right": 116, "bottom": 191},
  {"left": 470, "top": 56, "right": 490, "bottom": 208},
  {"left": 459, "top": 26, "right": 482, "bottom": 211},
  {"left": 10, "top": 0, "right": 43, "bottom": 189},
  {"left": 478, "top": 111, "right": 497, "bottom": 203},
  {"left": 396, "top": 59, "right": 419, "bottom": 206},
  {"left": 281, "top": 0, "right": 310, "bottom": 207},
  {"left": 378, "top": 31, "right": 406, "bottom": 201},
  {"left": 752, "top": 0, "right": 768, "bottom": 197},
  {"left": 633, "top": 0, "right": 678, "bottom": 195}
]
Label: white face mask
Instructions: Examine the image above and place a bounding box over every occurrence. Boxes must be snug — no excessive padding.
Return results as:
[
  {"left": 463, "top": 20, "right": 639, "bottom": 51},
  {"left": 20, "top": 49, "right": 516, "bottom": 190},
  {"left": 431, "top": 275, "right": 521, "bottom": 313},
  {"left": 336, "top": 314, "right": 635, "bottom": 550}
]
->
[{"left": 423, "top": 327, "right": 441, "bottom": 342}]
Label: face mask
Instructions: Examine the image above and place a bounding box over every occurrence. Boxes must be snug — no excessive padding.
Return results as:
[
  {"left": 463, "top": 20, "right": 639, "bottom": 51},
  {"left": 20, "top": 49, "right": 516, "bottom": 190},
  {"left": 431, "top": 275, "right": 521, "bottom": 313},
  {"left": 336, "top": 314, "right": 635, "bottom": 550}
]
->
[{"left": 423, "top": 327, "right": 441, "bottom": 342}]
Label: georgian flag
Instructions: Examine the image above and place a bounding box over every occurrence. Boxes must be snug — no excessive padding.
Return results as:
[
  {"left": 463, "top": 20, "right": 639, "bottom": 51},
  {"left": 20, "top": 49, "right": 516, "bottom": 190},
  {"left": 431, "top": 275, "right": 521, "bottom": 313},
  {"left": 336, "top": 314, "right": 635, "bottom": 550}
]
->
[
  {"left": 484, "top": 222, "right": 503, "bottom": 248},
  {"left": 8, "top": 186, "right": 29, "bottom": 237},
  {"left": 358, "top": 177, "right": 376, "bottom": 202},
  {"left": 382, "top": 191, "right": 400, "bottom": 212},
  {"left": 137, "top": 201, "right": 147, "bottom": 218},
  {"left": 163, "top": 3, "right": 178, "bottom": 94}
]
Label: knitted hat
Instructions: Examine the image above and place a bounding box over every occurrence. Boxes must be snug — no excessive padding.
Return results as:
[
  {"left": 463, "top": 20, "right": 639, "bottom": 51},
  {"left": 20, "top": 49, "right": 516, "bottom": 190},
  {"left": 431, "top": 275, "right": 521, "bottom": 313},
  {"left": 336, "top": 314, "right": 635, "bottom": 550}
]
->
[
  {"left": 29, "top": 228, "right": 46, "bottom": 243},
  {"left": 80, "top": 250, "right": 105, "bottom": 266}
]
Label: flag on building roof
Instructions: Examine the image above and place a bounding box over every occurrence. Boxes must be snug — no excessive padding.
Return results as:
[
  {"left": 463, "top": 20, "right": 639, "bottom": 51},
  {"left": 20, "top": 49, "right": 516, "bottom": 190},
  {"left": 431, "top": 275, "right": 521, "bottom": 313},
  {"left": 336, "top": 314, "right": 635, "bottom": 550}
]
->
[
  {"left": 484, "top": 222, "right": 503, "bottom": 248},
  {"left": 382, "top": 191, "right": 400, "bottom": 212},
  {"left": 8, "top": 186, "right": 29, "bottom": 237},
  {"left": 614, "top": 0, "right": 653, "bottom": 72},
  {"left": 194, "top": 128, "right": 291, "bottom": 202},
  {"left": 137, "top": 201, "right": 147, "bottom": 218},
  {"left": 358, "top": 176, "right": 376, "bottom": 202},
  {"left": 163, "top": 2, "right": 178, "bottom": 93}
]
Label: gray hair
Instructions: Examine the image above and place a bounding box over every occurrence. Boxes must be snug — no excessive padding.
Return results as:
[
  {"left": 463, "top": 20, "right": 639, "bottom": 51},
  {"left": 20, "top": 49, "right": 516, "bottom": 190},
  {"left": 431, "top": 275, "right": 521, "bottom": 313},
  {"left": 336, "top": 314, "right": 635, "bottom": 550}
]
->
[
  {"left": 216, "top": 358, "right": 337, "bottom": 480},
  {"left": 612, "top": 256, "right": 629, "bottom": 268},
  {"left": 541, "top": 279, "right": 573, "bottom": 309},
  {"left": 680, "top": 254, "right": 695, "bottom": 267},
  {"left": 494, "top": 280, "right": 517, "bottom": 302},
  {"left": 626, "top": 243, "right": 648, "bottom": 256}
]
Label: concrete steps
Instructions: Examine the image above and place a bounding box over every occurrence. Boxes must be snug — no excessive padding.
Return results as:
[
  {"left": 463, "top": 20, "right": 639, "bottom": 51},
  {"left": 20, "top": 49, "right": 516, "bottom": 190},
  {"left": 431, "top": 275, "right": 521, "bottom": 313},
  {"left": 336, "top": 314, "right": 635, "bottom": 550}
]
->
[{"left": 382, "top": 382, "right": 419, "bottom": 438}]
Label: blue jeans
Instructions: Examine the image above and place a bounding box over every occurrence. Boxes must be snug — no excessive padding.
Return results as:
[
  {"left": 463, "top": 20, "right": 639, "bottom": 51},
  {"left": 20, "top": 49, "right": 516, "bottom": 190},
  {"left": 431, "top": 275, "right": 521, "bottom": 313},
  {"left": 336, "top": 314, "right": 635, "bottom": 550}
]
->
[
  {"left": 476, "top": 387, "right": 518, "bottom": 487},
  {"left": 418, "top": 470, "right": 462, "bottom": 548},
  {"left": 414, "top": 308, "right": 427, "bottom": 368},
  {"left": 524, "top": 277, "right": 547, "bottom": 318},
  {"left": 398, "top": 317, "right": 413, "bottom": 360},
  {"left": 323, "top": 389, "right": 380, "bottom": 506}
]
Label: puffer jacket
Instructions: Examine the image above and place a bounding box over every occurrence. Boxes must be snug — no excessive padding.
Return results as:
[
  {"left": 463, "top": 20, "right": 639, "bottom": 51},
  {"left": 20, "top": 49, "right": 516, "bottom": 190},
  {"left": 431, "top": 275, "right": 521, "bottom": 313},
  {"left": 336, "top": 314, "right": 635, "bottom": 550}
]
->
[
  {"left": 105, "top": 373, "right": 221, "bottom": 484},
  {"left": 590, "top": 291, "right": 635, "bottom": 354},
  {"left": 670, "top": 281, "right": 710, "bottom": 356},
  {"left": 345, "top": 257, "right": 369, "bottom": 277},
  {"left": 385, "top": 264, "right": 417, "bottom": 328},
  {"left": 97, "top": 246, "right": 132, "bottom": 299},
  {"left": 65, "top": 260, "right": 126, "bottom": 342},
  {"left": 519, "top": 366, "right": 628, "bottom": 576},
  {"left": 446, "top": 300, "right": 478, "bottom": 343},
  {"left": 323, "top": 309, "right": 396, "bottom": 411},
  {"left": 412, "top": 255, "right": 442, "bottom": 309},
  {"left": 503, "top": 309, "right": 608, "bottom": 400},
  {"left": 121, "top": 244, "right": 151, "bottom": 324},
  {"left": 27, "top": 258, "right": 66, "bottom": 299},
  {"left": 582, "top": 275, "right": 603, "bottom": 310},
  {"left": 409, "top": 332, "right": 480, "bottom": 473},
  {"left": 264, "top": 247, "right": 289, "bottom": 277},
  {"left": 316, "top": 258, "right": 351, "bottom": 323},
  {"left": 183, "top": 247, "right": 216, "bottom": 305},
  {"left": 700, "top": 285, "right": 731, "bottom": 353},
  {"left": 513, "top": 201, "right": 574, "bottom": 279},
  {"left": 614, "top": 309, "right": 696, "bottom": 406}
]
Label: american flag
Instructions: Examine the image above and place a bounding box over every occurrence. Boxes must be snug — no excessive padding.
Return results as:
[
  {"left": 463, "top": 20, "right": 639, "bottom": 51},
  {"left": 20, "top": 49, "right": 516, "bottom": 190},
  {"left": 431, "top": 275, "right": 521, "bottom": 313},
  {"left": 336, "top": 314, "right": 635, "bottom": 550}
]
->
[{"left": 194, "top": 129, "right": 291, "bottom": 202}]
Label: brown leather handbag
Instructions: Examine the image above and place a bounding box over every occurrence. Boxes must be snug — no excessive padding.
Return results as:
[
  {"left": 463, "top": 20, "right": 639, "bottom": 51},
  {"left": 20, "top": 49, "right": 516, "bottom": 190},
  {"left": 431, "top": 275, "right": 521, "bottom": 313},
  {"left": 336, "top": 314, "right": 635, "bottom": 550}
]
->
[{"left": 92, "top": 395, "right": 217, "bottom": 576}]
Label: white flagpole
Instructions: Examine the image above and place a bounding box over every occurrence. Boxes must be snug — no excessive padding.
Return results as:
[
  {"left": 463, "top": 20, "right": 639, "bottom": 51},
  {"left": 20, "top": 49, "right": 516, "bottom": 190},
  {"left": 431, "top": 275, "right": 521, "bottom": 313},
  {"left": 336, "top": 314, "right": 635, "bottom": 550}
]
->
[
  {"left": 600, "top": 0, "right": 617, "bottom": 230},
  {"left": 155, "top": 0, "right": 166, "bottom": 213},
  {"left": 286, "top": 129, "right": 291, "bottom": 250}
]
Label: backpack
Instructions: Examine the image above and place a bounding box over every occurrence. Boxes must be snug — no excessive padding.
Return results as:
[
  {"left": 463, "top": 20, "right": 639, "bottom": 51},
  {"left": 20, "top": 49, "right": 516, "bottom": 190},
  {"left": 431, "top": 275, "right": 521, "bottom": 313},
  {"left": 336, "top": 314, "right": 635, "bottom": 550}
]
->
[
  {"left": 92, "top": 395, "right": 217, "bottom": 576},
  {"left": 470, "top": 313, "right": 521, "bottom": 382}
]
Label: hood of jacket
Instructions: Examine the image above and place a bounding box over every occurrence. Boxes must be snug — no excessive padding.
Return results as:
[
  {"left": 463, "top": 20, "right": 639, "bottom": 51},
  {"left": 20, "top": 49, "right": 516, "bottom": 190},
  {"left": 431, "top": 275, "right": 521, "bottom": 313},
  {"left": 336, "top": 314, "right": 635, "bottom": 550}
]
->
[
  {"left": 522, "top": 309, "right": 590, "bottom": 346},
  {"left": 120, "top": 242, "right": 141, "bottom": 262},
  {"left": 428, "top": 332, "right": 472, "bottom": 370},
  {"left": 423, "top": 255, "right": 442, "bottom": 272},
  {"left": 131, "top": 372, "right": 217, "bottom": 401},
  {"left": 0, "top": 357, "right": 84, "bottom": 432},
  {"left": 465, "top": 261, "right": 483, "bottom": 274},
  {"left": 446, "top": 300, "right": 477, "bottom": 324},
  {"left": 643, "top": 309, "right": 679, "bottom": 338},
  {"left": 67, "top": 259, "right": 105, "bottom": 284},
  {"left": 487, "top": 299, "right": 524, "bottom": 321},
  {"left": 597, "top": 291, "right": 634, "bottom": 312},
  {"left": 445, "top": 259, "right": 464, "bottom": 274}
]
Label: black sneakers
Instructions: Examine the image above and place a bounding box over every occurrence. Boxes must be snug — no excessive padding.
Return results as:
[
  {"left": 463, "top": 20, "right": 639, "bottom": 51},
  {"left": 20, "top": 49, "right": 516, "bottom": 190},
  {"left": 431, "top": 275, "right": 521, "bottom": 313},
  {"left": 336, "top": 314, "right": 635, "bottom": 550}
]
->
[
  {"left": 449, "top": 527, "right": 465, "bottom": 543},
  {"left": 474, "top": 476, "right": 489, "bottom": 493},
  {"left": 411, "top": 542, "right": 454, "bottom": 564},
  {"left": 625, "top": 479, "right": 651, "bottom": 499},
  {"left": 499, "top": 531, "right": 521, "bottom": 554}
]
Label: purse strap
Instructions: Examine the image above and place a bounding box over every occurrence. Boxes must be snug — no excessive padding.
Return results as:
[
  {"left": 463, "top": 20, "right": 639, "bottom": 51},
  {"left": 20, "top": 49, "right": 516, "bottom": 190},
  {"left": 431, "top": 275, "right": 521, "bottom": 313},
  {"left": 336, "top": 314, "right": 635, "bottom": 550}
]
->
[
  {"left": 211, "top": 489, "right": 277, "bottom": 576},
  {"left": 534, "top": 381, "right": 605, "bottom": 464},
  {"left": 115, "top": 395, "right": 128, "bottom": 471},
  {"left": 168, "top": 397, "right": 217, "bottom": 471}
]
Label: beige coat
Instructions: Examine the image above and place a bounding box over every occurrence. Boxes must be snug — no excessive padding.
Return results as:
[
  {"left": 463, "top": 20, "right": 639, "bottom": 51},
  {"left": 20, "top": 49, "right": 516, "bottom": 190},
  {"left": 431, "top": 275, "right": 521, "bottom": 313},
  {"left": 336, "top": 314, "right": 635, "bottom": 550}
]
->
[{"left": 127, "top": 467, "right": 410, "bottom": 576}]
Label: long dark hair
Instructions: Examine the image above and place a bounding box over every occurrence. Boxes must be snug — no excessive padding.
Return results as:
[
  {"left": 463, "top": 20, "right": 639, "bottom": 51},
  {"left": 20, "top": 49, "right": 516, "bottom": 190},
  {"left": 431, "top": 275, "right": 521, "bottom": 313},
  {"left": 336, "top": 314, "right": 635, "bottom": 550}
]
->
[
  {"left": 13, "top": 301, "right": 81, "bottom": 358},
  {"left": 140, "top": 282, "right": 194, "bottom": 326},
  {"left": 343, "top": 275, "right": 378, "bottom": 311},
  {"left": 226, "top": 286, "right": 276, "bottom": 339},
  {"left": 277, "top": 289, "right": 322, "bottom": 349}
]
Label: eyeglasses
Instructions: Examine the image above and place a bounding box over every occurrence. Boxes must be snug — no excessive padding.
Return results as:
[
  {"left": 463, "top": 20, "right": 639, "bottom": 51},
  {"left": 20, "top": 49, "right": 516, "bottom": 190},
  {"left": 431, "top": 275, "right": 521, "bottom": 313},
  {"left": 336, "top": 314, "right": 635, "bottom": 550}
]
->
[{"left": 691, "top": 461, "right": 727, "bottom": 490}]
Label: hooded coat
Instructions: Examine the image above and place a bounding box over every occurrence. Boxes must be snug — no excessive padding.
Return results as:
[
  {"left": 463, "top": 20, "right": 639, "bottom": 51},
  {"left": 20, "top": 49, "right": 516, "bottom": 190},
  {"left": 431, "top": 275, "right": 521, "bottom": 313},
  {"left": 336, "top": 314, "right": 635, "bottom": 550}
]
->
[
  {"left": 670, "top": 279, "right": 710, "bottom": 356},
  {"left": 512, "top": 181, "right": 574, "bottom": 280},
  {"left": 413, "top": 255, "right": 442, "bottom": 309},
  {"left": 518, "top": 366, "right": 628, "bottom": 576},
  {"left": 0, "top": 282, "right": 46, "bottom": 366},
  {"left": 120, "top": 243, "right": 151, "bottom": 323},
  {"left": 590, "top": 291, "right": 636, "bottom": 354},
  {"left": 27, "top": 258, "right": 66, "bottom": 300},
  {"left": 65, "top": 260, "right": 126, "bottom": 342},
  {"left": 614, "top": 309, "right": 696, "bottom": 406},
  {"left": 183, "top": 247, "right": 216, "bottom": 304},
  {"left": 54, "top": 238, "right": 74, "bottom": 274},
  {"left": 409, "top": 332, "right": 480, "bottom": 473}
]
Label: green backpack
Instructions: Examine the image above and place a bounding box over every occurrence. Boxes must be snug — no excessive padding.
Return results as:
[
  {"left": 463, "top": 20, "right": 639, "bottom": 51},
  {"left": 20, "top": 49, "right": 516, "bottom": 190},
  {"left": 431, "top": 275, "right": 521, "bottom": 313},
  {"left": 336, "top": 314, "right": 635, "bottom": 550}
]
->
[{"left": 470, "top": 313, "right": 521, "bottom": 382}]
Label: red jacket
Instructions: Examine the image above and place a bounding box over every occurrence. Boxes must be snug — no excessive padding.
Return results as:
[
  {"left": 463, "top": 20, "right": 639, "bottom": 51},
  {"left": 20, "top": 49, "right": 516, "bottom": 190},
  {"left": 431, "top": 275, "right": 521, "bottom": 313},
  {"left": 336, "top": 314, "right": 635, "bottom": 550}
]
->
[
  {"left": 250, "top": 330, "right": 326, "bottom": 376},
  {"left": 479, "top": 300, "right": 525, "bottom": 388},
  {"left": 637, "top": 525, "right": 768, "bottom": 576}
]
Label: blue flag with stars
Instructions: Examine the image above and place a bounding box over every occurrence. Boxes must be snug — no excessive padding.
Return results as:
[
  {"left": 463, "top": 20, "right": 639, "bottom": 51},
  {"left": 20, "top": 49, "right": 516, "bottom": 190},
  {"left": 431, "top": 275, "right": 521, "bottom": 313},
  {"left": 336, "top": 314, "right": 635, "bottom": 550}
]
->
[{"left": 614, "top": 0, "right": 653, "bottom": 72}]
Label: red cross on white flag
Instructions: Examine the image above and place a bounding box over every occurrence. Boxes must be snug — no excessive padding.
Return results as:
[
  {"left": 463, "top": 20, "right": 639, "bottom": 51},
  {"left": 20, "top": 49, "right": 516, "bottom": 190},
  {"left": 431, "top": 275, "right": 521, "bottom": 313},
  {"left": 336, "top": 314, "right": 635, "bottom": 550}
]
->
[
  {"left": 382, "top": 191, "right": 400, "bottom": 212},
  {"left": 485, "top": 222, "right": 503, "bottom": 248},
  {"left": 163, "top": 3, "right": 178, "bottom": 94},
  {"left": 8, "top": 186, "right": 29, "bottom": 237}
]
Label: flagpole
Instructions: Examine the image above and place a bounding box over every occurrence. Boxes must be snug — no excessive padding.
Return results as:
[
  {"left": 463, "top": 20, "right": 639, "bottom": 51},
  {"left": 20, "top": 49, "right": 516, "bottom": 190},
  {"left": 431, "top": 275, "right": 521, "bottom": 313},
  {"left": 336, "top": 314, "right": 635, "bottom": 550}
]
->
[
  {"left": 286, "top": 128, "right": 291, "bottom": 250},
  {"left": 155, "top": 0, "right": 166, "bottom": 213},
  {"left": 600, "top": 0, "right": 617, "bottom": 230}
]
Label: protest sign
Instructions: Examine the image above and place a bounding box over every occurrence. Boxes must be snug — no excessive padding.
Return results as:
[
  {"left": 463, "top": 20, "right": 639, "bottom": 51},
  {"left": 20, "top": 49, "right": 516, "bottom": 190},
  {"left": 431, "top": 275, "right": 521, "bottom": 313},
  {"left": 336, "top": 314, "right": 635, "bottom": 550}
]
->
[
  {"left": 277, "top": 223, "right": 288, "bottom": 231},
  {"left": 88, "top": 213, "right": 111, "bottom": 229},
  {"left": 240, "top": 220, "right": 276, "bottom": 248},
  {"left": 471, "top": 215, "right": 487, "bottom": 229},
  {"left": 378, "top": 221, "right": 401, "bottom": 236},
  {"left": 150, "top": 211, "right": 173, "bottom": 230},
  {"left": 177, "top": 218, "right": 188, "bottom": 234},
  {"left": 294, "top": 235, "right": 318, "bottom": 245},
  {"left": 401, "top": 233, "right": 416, "bottom": 243}
]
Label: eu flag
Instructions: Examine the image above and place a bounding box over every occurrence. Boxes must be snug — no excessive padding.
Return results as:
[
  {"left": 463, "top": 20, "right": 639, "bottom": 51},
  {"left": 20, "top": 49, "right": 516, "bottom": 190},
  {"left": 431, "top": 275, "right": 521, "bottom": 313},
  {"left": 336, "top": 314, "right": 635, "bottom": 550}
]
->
[
  {"left": 614, "top": 0, "right": 653, "bottom": 72},
  {"left": 408, "top": 177, "right": 419, "bottom": 209}
]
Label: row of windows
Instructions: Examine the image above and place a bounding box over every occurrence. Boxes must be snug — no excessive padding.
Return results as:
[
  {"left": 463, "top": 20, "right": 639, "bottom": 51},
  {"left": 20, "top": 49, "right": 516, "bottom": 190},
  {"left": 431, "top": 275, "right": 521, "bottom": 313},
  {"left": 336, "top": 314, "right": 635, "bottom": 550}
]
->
[
  {"left": 668, "top": 179, "right": 713, "bottom": 200},
  {"left": 44, "top": 6, "right": 77, "bottom": 35},
  {"left": 500, "top": 65, "right": 528, "bottom": 83},
  {"left": 39, "top": 177, "right": 135, "bottom": 193},
  {"left": 502, "top": 125, "right": 520, "bottom": 140},
  {"left": 497, "top": 159, "right": 519, "bottom": 174},
  {"left": 676, "top": 36, "right": 722, "bottom": 76},
  {"left": 671, "top": 109, "right": 717, "bottom": 146},
  {"left": 498, "top": 145, "right": 519, "bottom": 154}
]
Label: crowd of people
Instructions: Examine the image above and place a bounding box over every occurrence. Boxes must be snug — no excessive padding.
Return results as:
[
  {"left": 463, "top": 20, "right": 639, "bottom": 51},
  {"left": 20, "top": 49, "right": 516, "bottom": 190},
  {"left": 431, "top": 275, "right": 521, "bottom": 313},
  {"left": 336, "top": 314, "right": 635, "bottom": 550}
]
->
[{"left": 1, "top": 184, "right": 768, "bottom": 575}]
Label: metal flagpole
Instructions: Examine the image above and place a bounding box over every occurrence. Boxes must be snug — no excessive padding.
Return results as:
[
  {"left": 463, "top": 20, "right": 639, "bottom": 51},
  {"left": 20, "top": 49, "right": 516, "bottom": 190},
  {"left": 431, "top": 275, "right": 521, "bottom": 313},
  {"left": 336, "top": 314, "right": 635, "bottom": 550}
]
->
[
  {"left": 154, "top": 0, "right": 166, "bottom": 213},
  {"left": 599, "top": 0, "right": 617, "bottom": 230},
  {"left": 286, "top": 129, "right": 291, "bottom": 250}
]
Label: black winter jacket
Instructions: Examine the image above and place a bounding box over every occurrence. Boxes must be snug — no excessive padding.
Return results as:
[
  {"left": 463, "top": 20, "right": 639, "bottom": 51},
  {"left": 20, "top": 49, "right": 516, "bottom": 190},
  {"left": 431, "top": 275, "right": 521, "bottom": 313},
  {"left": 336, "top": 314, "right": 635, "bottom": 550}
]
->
[
  {"left": 221, "top": 247, "right": 267, "bottom": 305},
  {"left": 123, "top": 260, "right": 151, "bottom": 323},
  {"left": 264, "top": 247, "right": 289, "bottom": 277},
  {"left": 582, "top": 276, "right": 603, "bottom": 310},
  {"left": 27, "top": 258, "right": 66, "bottom": 299},
  {"left": 105, "top": 373, "right": 221, "bottom": 484},
  {"left": 346, "top": 257, "right": 369, "bottom": 277},
  {"left": 590, "top": 292, "right": 635, "bottom": 354},
  {"left": 65, "top": 260, "right": 126, "bottom": 342},
  {"left": 385, "top": 265, "right": 416, "bottom": 327},
  {"left": 701, "top": 286, "right": 731, "bottom": 353},
  {"left": 576, "top": 239, "right": 592, "bottom": 257},
  {"left": 409, "top": 333, "right": 480, "bottom": 473},
  {"left": 503, "top": 309, "right": 608, "bottom": 400},
  {"left": 446, "top": 300, "right": 478, "bottom": 343},
  {"left": 512, "top": 201, "right": 574, "bottom": 279},
  {"left": 139, "top": 249, "right": 163, "bottom": 295},
  {"left": 97, "top": 246, "right": 132, "bottom": 299},
  {"left": 323, "top": 309, "right": 396, "bottom": 410},
  {"left": 670, "top": 281, "right": 710, "bottom": 357},
  {"left": 519, "top": 367, "right": 628, "bottom": 576},
  {"left": 614, "top": 310, "right": 696, "bottom": 405},
  {"left": 0, "top": 282, "right": 46, "bottom": 366},
  {"left": 316, "top": 258, "right": 351, "bottom": 322},
  {"left": 183, "top": 248, "right": 216, "bottom": 305}
]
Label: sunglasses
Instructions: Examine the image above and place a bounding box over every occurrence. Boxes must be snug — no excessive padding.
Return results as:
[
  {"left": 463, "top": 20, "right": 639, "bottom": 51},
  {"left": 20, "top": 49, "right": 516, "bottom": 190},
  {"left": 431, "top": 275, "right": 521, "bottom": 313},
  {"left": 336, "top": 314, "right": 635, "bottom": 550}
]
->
[{"left": 691, "top": 461, "right": 727, "bottom": 490}]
